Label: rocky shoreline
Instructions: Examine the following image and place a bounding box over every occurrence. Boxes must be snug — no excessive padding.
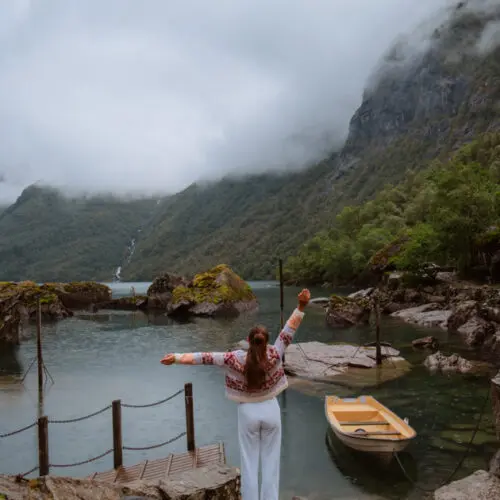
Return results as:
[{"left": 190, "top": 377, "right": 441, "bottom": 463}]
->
[
  {"left": 0, "top": 463, "right": 240, "bottom": 499},
  {"left": 324, "top": 272, "right": 500, "bottom": 363},
  {"left": 0, "top": 264, "right": 258, "bottom": 344}
]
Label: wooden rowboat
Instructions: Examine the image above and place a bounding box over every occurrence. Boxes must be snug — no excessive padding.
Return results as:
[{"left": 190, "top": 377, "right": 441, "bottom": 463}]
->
[{"left": 325, "top": 395, "right": 416, "bottom": 454}]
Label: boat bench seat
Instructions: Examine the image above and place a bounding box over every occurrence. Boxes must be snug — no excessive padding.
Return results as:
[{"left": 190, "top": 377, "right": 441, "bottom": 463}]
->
[
  {"left": 345, "top": 430, "right": 402, "bottom": 436},
  {"left": 341, "top": 421, "right": 389, "bottom": 426}
]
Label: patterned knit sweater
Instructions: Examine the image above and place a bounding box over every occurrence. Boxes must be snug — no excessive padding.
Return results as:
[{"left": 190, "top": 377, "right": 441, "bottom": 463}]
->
[{"left": 175, "top": 308, "right": 305, "bottom": 403}]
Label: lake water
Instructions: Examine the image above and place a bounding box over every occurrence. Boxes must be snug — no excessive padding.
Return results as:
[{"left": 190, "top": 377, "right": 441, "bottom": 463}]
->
[{"left": 0, "top": 282, "right": 497, "bottom": 499}]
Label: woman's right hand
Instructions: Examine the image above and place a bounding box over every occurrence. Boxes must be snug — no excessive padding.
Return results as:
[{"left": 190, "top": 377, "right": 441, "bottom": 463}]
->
[{"left": 297, "top": 289, "right": 311, "bottom": 310}]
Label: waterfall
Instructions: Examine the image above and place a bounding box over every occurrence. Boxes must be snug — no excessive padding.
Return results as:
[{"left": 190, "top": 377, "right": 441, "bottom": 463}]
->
[{"left": 112, "top": 198, "right": 162, "bottom": 281}]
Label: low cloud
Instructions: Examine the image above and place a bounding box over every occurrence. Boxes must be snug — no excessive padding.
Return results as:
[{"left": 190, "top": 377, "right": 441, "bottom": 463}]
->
[{"left": 0, "top": 0, "right": 457, "bottom": 204}]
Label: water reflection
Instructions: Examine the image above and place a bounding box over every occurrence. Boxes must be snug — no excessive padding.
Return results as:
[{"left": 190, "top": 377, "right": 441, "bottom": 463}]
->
[{"left": 0, "top": 342, "right": 23, "bottom": 378}]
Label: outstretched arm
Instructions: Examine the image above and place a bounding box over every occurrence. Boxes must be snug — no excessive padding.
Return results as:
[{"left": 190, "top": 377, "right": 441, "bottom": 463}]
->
[
  {"left": 161, "top": 352, "right": 227, "bottom": 366},
  {"left": 274, "top": 289, "right": 310, "bottom": 358}
]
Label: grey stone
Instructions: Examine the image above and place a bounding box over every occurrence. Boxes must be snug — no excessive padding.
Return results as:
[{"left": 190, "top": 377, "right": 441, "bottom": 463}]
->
[
  {"left": 284, "top": 341, "right": 405, "bottom": 383},
  {"left": 0, "top": 464, "right": 241, "bottom": 500},
  {"left": 424, "top": 351, "right": 490, "bottom": 375},
  {"left": 391, "top": 304, "right": 451, "bottom": 329},
  {"left": 489, "top": 450, "right": 500, "bottom": 479},
  {"left": 434, "top": 470, "right": 500, "bottom": 500}
]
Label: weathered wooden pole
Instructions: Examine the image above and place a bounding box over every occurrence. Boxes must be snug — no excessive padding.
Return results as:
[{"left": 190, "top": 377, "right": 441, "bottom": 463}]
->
[
  {"left": 184, "top": 383, "right": 195, "bottom": 452},
  {"left": 279, "top": 259, "right": 284, "bottom": 330},
  {"left": 36, "top": 299, "right": 44, "bottom": 398},
  {"left": 112, "top": 400, "right": 123, "bottom": 469},
  {"left": 375, "top": 300, "right": 382, "bottom": 366},
  {"left": 279, "top": 259, "right": 285, "bottom": 364},
  {"left": 38, "top": 416, "right": 49, "bottom": 476}
]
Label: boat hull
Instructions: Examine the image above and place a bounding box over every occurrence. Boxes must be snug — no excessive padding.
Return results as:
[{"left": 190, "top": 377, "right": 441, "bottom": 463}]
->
[
  {"left": 325, "top": 395, "right": 416, "bottom": 456},
  {"left": 331, "top": 427, "right": 411, "bottom": 454}
]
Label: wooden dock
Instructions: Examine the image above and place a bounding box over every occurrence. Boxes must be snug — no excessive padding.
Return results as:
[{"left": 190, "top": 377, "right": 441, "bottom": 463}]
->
[{"left": 87, "top": 443, "right": 226, "bottom": 484}]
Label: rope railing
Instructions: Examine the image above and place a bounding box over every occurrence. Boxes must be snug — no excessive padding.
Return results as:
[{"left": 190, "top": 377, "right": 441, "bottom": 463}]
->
[
  {"left": 1, "top": 383, "right": 195, "bottom": 478},
  {"left": 0, "top": 420, "right": 37, "bottom": 439},
  {"left": 123, "top": 431, "right": 187, "bottom": 451},
  {"left": 122, "top": 388, "right": 184, "bottom": 409},
  {"left": 47, "top": 404, "right": 112, "bottom": 424},
  {"left": 50, "top": 449, "right": 114, "bottom": 469}
]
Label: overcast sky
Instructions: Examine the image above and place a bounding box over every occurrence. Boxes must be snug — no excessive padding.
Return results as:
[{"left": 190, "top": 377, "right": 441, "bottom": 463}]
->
[{"left": 0, "top": 0, "right": 460, "bottom": 204}]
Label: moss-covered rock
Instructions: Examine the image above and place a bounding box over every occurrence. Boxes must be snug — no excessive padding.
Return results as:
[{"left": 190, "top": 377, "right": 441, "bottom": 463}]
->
[
  {"left": 42, "top": 281, "right": 111, "bottom": 309},
  {"left": 0, "top": 281, "right": 73, "bottom": 344},
  {"left": 149, "top": 264, "right": 258, "bottom": 317},
  {"left": 325, "top": 294, "right": 371, "bottom": 329},
  {"left": 98, "top": 295, "right": 148, "bottom": 311},
  {"left": 147, "top": 272, "right": 190, "bottom": 309}
]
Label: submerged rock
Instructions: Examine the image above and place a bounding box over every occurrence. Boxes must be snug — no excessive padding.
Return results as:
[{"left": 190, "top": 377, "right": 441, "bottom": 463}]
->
[
  {"left": 434, "top": 470, "right": 500, "bottom": 500},
  {"left": 284, "top": 341, "right": 409, "bottom": 387},
  {"left": 98, "top": 296, "right": 149, "bottom": 311},
  {"left": 326, "top": 295, "right": 371, "bottom": 328},
  {"left": 412, "top": 336, "right": 439, "bottom": 350},
  {"left": 0, "top": 464, "right": 240, "bottom": 500},
  {"left": 424, "top": 351, "right": 490, "bottom": 375}
]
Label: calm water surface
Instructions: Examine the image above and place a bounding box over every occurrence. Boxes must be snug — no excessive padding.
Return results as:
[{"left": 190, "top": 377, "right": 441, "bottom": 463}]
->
[{"left": 0, "top": 282, "right": 497, "bottom": 499}]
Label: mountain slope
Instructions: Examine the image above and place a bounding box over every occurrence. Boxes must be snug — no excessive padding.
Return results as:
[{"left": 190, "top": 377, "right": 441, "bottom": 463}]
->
[
  {"left": 0, "top": 186, "right": 158, "bottom": 281},
  {"left": 123, "top": 1, "right": 500, "bottom": 280}
]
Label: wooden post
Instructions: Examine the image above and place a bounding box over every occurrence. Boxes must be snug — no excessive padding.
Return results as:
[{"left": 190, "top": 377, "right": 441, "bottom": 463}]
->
[
  {"left": 279, "top": 258, "right": 285, "bottom": 363},
  {"left": 184, "top": 383, "right": 195, "bottom": 452},
  {"left": 38, "top": 416, "right": 49, "bottom": 476},
  {"left": 279, "top": 259, "right": 284, "bottom": 330},
  {"left": 36, "top": 299, "right": 44, "bottom": 395},
  {"left": 112, "top": 400, "right": 123, "bottom": 469},
  {"left": 375, "top": 301, "right": 382, "bottom": 366}
]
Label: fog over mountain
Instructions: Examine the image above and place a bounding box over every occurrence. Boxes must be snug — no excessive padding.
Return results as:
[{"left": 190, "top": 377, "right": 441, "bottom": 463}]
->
[{"left": 0, "top": 0, "right": 460, "bottom": 203}]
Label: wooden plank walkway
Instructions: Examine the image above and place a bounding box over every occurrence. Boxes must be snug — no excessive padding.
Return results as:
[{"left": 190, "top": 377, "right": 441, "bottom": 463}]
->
[{"left": 87, "top": 443, "right": 226, "bottom": 484}]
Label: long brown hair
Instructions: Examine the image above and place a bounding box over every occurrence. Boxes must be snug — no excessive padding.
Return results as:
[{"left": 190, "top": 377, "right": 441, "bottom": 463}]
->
[{"left": 245, "top": 325, "right": 269, "bottom": 390}]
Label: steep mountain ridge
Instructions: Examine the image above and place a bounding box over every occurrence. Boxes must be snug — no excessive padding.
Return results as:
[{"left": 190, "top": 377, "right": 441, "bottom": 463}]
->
[
  {"left": 123, "top": 0, "right": 500, "bottom": 280},
  {"left": 1, "top": 1, "right": 499, "bottom": 282}
]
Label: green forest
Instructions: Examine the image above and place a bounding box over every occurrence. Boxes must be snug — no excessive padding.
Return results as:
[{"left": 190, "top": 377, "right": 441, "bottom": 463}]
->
[{"left": 284, "top": 133, "right": 500, "bottom": 285}]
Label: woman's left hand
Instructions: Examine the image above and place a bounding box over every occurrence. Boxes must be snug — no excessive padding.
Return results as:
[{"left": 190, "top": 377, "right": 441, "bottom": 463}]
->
[{"left": 161, "top": 353, "right": 175, "bottom": 365}]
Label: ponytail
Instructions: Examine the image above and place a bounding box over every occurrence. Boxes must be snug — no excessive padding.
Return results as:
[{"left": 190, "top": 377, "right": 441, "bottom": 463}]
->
[{"left": 245, "top": 326, "right": 269, "bottom": 390}]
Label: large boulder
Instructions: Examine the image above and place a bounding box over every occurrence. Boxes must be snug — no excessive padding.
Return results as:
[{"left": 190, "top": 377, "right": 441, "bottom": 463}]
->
[
  {"left": 0, "top": 281, "right": 73, "bottom": 343},
  {"left": 326, "top": 294, "right": 371, "bottom": 328},
  {"left": 168, "top": 265, "right": 258, "bottom": 317},
  {"left": 447, "top": 300, "right": 478, "bottom": 331},
  {"left": 147, "top": 273, "right": 191, "bottom": 309},
  {"left": 456, "top": 316, "right": 495, "bottom": 346},
  {"left": 434, "top": 470, "right": 500, "bottom": 500},
  {"left": 42, "top": 281, "right": 112, "bottom": 309}
]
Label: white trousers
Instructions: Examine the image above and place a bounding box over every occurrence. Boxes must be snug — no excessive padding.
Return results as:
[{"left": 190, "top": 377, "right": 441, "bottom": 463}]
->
[{"left": 237, "top": 397, "right": 281, "bottom": 500}]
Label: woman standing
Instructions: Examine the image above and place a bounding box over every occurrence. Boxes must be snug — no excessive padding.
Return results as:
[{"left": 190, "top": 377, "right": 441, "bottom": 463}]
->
[{"left": 160, "top": 288, "right": 311, "bottom": 500}]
